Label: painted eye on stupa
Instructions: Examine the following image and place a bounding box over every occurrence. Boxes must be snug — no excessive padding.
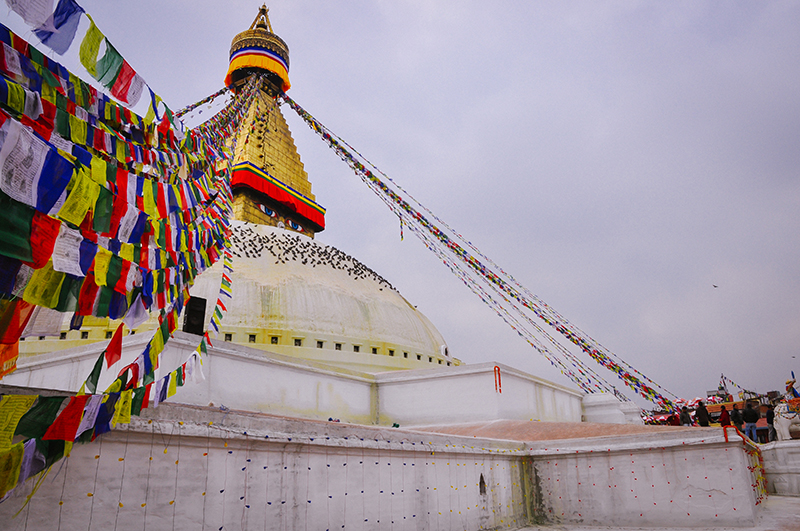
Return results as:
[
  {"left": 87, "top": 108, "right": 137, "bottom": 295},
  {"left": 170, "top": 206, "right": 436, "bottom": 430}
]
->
[
  {"left": 258, "top": 204, "right": 277, "bottom": 217},
  {"left": 287, "top": 220, "right": 304, "bottom": 232}
]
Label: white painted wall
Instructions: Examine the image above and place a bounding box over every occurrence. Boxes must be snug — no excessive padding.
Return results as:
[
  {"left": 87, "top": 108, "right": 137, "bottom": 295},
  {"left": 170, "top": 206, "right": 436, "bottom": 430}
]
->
[
  {"left": 527, "top": 431, "right": 762, "bottom": 528},
  {"left": 5, "top": 335, "right": 584, "bottom": 427},
  {"left": 376, "top": 363, "right": 583, "bottom": 426},
  {"left": 761, "top": 439, "right": 800, "bottom": 496},
  {"left": 0, "top": 404, "right": 529, "bottom": 531}
]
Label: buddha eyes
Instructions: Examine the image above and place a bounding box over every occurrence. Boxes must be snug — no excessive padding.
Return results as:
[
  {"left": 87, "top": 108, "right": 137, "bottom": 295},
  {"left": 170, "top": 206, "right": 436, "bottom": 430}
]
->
[
  {"left": 287, "top": 220, "right": 303, "bottom": 232},
  {"left": 259, "top": 204, "right": 277, "bottom": 217}
]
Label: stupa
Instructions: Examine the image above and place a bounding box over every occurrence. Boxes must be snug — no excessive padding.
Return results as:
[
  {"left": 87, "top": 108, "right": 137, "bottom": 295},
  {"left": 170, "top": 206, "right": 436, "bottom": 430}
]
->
[
  {"left": 2, "top": 8, "right": 793, "bottom": 530},
  {"left": 19, "top": 5, "right": 459, "bottom": 374}
]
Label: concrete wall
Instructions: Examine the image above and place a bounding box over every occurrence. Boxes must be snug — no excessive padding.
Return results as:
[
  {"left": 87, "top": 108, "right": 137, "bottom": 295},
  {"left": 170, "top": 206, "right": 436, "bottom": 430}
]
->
[
  {"left": 0, "top": 403, "right": 529, "bottom": 531},
  {"left": 761, "top": 439, "right": 800, "bottom": 496},
  {"left": 526, "top": 431, "right": 763, "bottom": 528},
  {"left": 377, "top": 363, "right": 583, "bottom": 427},
  {"left": 4, "top": 335, "right": 584, "bottom": 427}
]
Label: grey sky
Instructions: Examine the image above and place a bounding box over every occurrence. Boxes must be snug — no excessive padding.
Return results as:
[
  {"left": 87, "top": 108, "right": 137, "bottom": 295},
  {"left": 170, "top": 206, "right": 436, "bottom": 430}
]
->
[{"left": 3, "top": 1, "right": 799, "bottom": 405}]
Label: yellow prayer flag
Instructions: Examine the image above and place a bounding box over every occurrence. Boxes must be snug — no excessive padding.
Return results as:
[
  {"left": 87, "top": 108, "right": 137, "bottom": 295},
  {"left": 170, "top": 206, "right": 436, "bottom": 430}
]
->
[
  {"left": 92, "top": 247, "right": 113, "bottom": 287},
  {"left": 41, "top": 83, "right": 56, "bottom": 105},
  {"left": 111, "top": 389, "right": 133, "bottom": 427},
  {"left": 90, "top": 156, "right": 107, "bottom": 187},
  {"left": 0, "top": 395, "right": 37, "bottom": 452},
  {"left": 119, "top": 243, "right": 135, "bottom": 263},
  {"left": 23, "top": 261, "right": 66, "bottom": 309},
  {"left": 144, "top": 93, "right": 162, "bottom": 125},
  {"left": 172, "top": 185, "right": 184, "bottom": 210},
  {"left": 115, "top": 139, "right": 126, "bottom": 163},
  {"left": 79, "top": 15, "right": 104, "bottom": 77},
  {"left": 6, "top": 82, "right": 24, "bottom": 114},
  {"left": 167, "top": 372, "right": 178, "bottom": 398},
  {"left": 150, "top": 328, "right": 165, "bottom": 357},
  {"left": 57, "top": 169, "right": 99, "bottom": 226},
  {"left": 68, "top": 114, "right": 87, "bottom": 145},
  {"left": 105, "top": 378, "right": 122, "bottom": 394},
  {"left": 0, "top": 441, "right": 24, "bottom": 499},
  {"left": 142, "top": 182, "right": 158, "bottom": 219}
]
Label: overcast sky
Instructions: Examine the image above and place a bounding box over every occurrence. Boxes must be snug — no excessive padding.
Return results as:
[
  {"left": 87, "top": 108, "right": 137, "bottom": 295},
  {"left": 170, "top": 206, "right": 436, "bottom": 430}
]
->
[{"left": 3, "top": 1, "right": 799, "bottom": 406}]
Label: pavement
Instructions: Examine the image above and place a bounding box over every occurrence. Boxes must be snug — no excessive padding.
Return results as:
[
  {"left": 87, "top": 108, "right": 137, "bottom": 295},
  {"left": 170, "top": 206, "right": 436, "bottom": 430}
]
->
[{"left": 518, "top": 495, "right": 800, "bottom": 531}]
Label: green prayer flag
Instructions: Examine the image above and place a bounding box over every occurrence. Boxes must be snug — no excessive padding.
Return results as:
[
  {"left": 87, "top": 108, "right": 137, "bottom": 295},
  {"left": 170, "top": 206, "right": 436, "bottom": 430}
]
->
[
  {"left": 84, "top": 351, "right": 104, "bottom": 394},
  {"left": 28, "top": 46, "right": 44, "bottom": 67},
  {"left": 0, "top": 191, "right": 34, "bottom": 262},
  {"left": 105, "top": 255, "right": 123, "bottom": 290},
  {"left": 131, "top": 386, "right": 146, "bottom": 416},
  {"left": 55, "top": 274, "right": 82, "bottom": 313},
  {"left": 14, "top": 396, "right": 66, "bottom": 439},
  {"left": 55, "top": 107, "right": 70, "bottom": 139},
  {"left": 95, "top": 286, "right": 114, "bottom": 318},
  {"left": 34, "top": 439, "right": 65, "bottom": 468},
  {"left": 95, "top": 40, "right": 123, "bottom": 88},
  {"left": 93, "top": 186, "right": 113, "bottom": 234}
]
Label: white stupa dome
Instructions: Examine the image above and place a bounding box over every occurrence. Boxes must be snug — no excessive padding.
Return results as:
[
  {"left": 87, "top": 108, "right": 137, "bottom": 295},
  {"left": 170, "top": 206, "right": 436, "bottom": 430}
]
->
[{"left": 188, "top": 220, "right": 457, "bottom": 372}]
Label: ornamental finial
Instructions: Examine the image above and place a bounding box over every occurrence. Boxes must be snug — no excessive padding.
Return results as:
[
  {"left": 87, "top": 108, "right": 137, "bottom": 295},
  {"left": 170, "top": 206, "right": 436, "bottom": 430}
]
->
[{"left": 250, "top": 4, "right": 273, "bottom": 33}]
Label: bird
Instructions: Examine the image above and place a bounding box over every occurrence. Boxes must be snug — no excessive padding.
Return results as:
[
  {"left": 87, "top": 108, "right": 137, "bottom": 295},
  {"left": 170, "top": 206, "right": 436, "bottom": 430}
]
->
[{"left": 712, "top": 285, "right": 718, "bottom": 288}]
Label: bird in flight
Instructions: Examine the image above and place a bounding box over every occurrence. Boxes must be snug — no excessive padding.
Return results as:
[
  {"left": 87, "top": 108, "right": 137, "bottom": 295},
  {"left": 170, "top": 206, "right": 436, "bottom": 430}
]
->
[{"left": 712, "top": 285, "right": 718, "bottom": 288}]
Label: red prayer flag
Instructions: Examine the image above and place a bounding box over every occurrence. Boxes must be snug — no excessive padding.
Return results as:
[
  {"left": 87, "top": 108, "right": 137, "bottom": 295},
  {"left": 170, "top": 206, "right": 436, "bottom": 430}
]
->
[
  {"left": 142, "top": 382, "right": 152, "bottom": 410},
  {"left": 104, "top": 322, "right": 124, "bottom": 368},
  {"left": 0, "top": 299, "right": 35, "bottom": 344},
  {"left": 110, "top": 60, "right": 136, "bottom": 103},
  {"left": 42, "top": 395, "right": 90, "bottom": 441},
  {"left": 77, "top": 270, "right": 99, "bottom": 316},
  {"left": 23, "top": 211, "right": 60, "bottom": 269},
  {"left": 118, "top": 361, "right": 138, "bottom": 390},
  {"left": 0, "top": 341, "right": 19, "bottom": 378}
]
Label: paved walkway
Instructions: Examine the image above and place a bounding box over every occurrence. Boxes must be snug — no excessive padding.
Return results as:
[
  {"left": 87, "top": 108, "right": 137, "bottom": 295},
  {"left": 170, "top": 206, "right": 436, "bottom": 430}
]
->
[
  {"left": 518, "top": 495, "right": 800, "bottom": 531},
  {"left": 410, "top": 419, "right": 700, "bottom": 442}
]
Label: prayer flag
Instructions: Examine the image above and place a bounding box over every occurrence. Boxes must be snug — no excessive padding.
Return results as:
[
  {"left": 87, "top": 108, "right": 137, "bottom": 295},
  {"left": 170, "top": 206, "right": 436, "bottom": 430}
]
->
[
  {"left": 33, "top": 0, "right": 85, "bottom": 55},
  {"left": 0, "top": 119, "right": 48, "bottom": 209},
  {"left": 104, "top": 322, "right": 123, "bottom": 367},
  {"left": 78, "top": 15, "right": 103, "bottom": 77},
  {"left": 0, "top": 440, "right": 24, "bottom": 499},
  {"left": 111, "top": 389, "right": 132, "bottom": 426},
  {"left": 14, "top": 396, "right": 63, "bottom": 439},
  {"left": 22, "top": 260, "right": 65, "bottom": 308},
  {"left": 0, "top": 394, "right": 37, "bottom": 451},
  {"left": 0, "top": 191, "right": 34, "bottom": 262},
  {"left": 42, "top": 394, "right": 89, "bottom": 441},
  {"left": 4, "top": 0, "right": 55, "bottom": 28},
  {"left": 75, "top": 394, "right": 103, "bottom": 438},
  {"left": 83, "top": 350, "right": 103, "bottom": 394},
  {"left": 94, "top": 39, "right": 122, "bottom": 87}
]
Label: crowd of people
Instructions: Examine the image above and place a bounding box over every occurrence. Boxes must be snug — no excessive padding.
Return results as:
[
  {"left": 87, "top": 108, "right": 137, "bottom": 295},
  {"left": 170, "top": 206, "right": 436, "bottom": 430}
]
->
[{"left": 666, "top": 401, "right": 777, "bottom": 443}]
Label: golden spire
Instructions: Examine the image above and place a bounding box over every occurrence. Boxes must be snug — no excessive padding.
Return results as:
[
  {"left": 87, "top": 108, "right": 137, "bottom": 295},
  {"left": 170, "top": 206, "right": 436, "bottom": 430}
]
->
[{"left": 227, "top": 7, "right": 325, "bottom": 236}]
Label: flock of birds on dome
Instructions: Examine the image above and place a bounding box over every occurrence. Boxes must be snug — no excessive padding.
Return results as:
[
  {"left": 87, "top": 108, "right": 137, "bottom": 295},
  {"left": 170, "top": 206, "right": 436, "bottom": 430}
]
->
[{"left": 228, "top": 223, "right": 396, "bottom": 290}]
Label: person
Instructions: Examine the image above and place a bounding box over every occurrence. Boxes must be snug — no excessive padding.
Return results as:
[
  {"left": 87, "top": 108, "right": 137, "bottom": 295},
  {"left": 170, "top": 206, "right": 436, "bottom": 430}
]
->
[
  {"left": 667, "top": 412, "right": 680, "bottom": 426},
  {"left": 742, "top": 402, "right": 760, "bottom": 442},
  {"left": 695, "top": 401, "right": 710, "bottom": 427},
  {"left": 787, "top": 378, "right": 800, "bottom": 398},
  {"left": 766, "top": 404, "right": 776, "bottom": 442},
  {"left": 680, "top": 406, "right": 692, "bottom": 427},
  {"left": 718, "top": 405, "right": 731, "bottom": 427},
  {"left": 731, "top": 404, "right": 744, "bottom": 432}
]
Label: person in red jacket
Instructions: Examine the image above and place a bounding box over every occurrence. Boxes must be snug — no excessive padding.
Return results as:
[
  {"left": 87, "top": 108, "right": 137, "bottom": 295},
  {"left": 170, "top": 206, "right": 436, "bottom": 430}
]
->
[{"left": 718, "top": 405, "right": 731, "bottom": 427}]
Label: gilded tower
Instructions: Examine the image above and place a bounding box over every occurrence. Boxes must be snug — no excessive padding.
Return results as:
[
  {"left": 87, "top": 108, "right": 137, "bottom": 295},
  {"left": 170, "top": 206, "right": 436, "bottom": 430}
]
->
[{"left": 225, "top": 6, "right": 325, "bottom": 237}]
